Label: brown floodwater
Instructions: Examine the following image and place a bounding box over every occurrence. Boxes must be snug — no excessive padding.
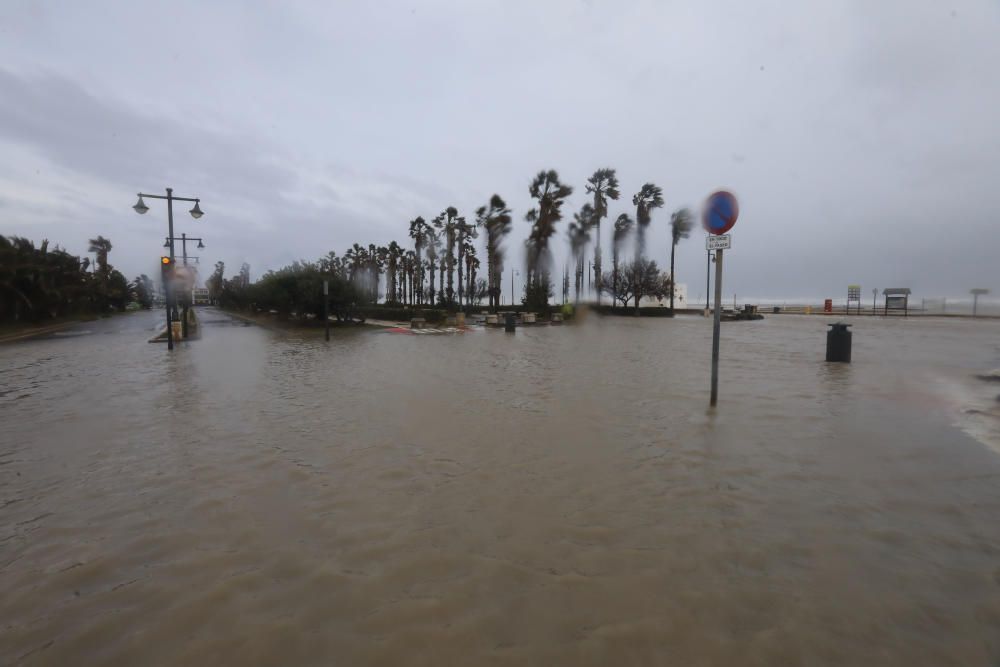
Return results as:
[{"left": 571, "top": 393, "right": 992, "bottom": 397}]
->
[{"left": 2, "top": 309, "right": 1000, "bottom": 665}]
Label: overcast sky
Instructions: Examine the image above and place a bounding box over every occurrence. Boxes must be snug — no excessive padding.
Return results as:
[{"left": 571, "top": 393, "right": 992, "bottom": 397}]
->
[{"left": 2, "top": 0, "right": 998, "bottom": 301}]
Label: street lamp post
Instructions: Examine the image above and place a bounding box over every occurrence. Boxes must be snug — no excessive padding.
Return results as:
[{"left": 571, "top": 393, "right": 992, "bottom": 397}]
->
[
  {"left": 133, "top": 188, "right": 205, "bottom": 350},
  {"left": 511, "top": 269, "right": 520, "bottom": 306}
]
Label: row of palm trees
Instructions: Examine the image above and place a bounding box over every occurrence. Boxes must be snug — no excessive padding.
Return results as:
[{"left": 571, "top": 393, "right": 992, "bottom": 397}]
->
[{"left": 276, "top": 167, "right": 695, "bottom": 313}]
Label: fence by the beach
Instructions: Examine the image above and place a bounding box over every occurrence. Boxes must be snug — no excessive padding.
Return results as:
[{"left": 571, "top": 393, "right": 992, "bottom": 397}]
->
[{"left": 758, "top": 298, "right": 1000, "bottom": 317}]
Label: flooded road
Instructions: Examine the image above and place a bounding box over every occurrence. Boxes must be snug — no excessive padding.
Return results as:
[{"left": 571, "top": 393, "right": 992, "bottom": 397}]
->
[{"left": 3, "top": 309, "right": 1000, "bottom": 665}]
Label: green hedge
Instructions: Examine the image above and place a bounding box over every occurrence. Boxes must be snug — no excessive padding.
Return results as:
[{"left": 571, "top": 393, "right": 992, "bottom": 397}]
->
[{"left": 360, "top": 306, "right": 447, "bottom": 323}]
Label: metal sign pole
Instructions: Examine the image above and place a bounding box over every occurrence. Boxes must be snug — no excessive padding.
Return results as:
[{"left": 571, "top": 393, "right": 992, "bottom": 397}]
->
[
  {"left": 710, "top": 248, "right": 724, "bottom": 406},
  {"left": 702, "top": 190, "right": 738, "bottom": 407}
]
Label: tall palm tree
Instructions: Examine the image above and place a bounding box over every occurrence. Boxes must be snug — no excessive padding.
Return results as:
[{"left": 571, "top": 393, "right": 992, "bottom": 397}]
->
[
  {"left": 439, "top": 253, "right": 446, "bottom": 305},
  {"left": 396, "top": 252, "right": 406, "bottom": 305},
  {"left": 344, "top": 243, "right": 369, "bottom": 294},
  {"left": 585, "top": 169, "right": 619, "bottom": 304},
  {"left": 403, "top": 250, "right": 417, "bottom": 305},
  {"left": 425, "top": 230, "right": 440, "bottom": 306},
  {"left": 408, "top": 216, "right": 430, "bottom": 304},
  {"left": 668, "top": 208, "right": 693, "bottom": 312},
  {"left": 568, "top": 203, "right": 594, "bottom": 304},
  {"left": 475, "top": 194, "right": 512, "bottom": 312},
  {"left": 524, "top": 170, "right": 573, "bottom": 306},
  {"left": 87, "top": 236, "right": 112, "bottom": 276},
  {"left": 432, "top": 207, "right": 460, "bottom": 307},
  {"left": 385, "top": 241, "right": 403, "bottom": 303},
  {"left": 611, "top": 213, "right": 634, "bottom": 303},
  {"left": 464, "top": 243, "right": 479, "bottom": 305},
  {"left": 455, "top": 217, "right": 477, "bottom": 308},
  {"left": 369, "top": 244, "right": 385, "bottom": 303},
  {"left": 632, "top": 183, "right": 664, "bottom": 262}
]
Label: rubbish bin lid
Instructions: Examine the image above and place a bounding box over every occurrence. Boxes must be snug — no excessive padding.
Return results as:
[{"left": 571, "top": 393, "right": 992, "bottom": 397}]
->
[{"left": 827, "top": 322, "right": 852, "bottom": 329}]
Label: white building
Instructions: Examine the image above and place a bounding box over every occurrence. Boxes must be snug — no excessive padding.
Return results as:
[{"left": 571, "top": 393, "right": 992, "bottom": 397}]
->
[
  {"left": 639, "top": 283, "right": 688, "bottom": 308},
  {"left": 191, "top": 287, "right": 210, "bottom": 305}
]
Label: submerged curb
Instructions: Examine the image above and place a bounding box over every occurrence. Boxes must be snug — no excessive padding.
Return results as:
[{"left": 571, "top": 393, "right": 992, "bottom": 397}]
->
[{"left": 0, "top": 320, "right": 85, "bottom": 344}]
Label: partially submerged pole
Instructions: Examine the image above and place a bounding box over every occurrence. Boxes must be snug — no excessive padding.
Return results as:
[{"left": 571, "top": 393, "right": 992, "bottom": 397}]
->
[{"left": 710, "top": 248, "right": 724, "bottom": 406}]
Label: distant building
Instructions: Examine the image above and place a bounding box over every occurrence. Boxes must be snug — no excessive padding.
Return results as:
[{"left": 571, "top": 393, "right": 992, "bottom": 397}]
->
[{"left": 639, "top": 283, "right": 688, "bottom": 308}]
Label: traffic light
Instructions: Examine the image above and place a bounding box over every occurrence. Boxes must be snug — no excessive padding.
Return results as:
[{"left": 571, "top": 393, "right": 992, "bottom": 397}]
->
[{"left": 160, "top": 256, "right": 174, "bottom": 279}]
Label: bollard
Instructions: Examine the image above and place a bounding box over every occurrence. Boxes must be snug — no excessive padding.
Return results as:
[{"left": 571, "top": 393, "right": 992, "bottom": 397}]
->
[
  {"left": 826, "top": 322, "right": 852, "bottom": 362},
  {"left": 504, "top": 313, "right": 516, "bottom": 333}
]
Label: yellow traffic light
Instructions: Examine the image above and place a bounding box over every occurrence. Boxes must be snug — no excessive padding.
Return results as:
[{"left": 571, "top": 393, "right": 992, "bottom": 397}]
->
[{"left": 161, "top": 256, "right": 172, "bottom": 265}]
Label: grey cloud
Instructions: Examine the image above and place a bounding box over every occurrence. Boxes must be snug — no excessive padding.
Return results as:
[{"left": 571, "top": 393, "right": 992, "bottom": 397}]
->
[{"left": 1, "top": 1, "right": 999, "bottom": 299}]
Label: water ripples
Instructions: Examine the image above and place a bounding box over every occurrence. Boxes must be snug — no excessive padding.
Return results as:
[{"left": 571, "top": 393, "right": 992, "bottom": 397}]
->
[{"left": 2, "top": 310, "right": 1000, "bottom": 664}]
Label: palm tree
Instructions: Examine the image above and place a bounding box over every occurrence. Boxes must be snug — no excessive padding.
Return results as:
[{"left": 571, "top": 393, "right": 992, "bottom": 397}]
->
[
  {"left": 524, "top": 170, "right": 573, "bottom": 307},
  {"left": 425, "top": 230, "right": 440, "bottom": 306},
  {"left": 433, "top": 207, "right": 460, "bottom": 308},
  {"left": 439, "top": 253, "right": 446, "bottom": 305},
  {"left": 385, "top": 241, "right": 403, "bottom": 303},
  {"left": 455, "top": 217, "right": 477, "bottom": 308},
  {"left": 344, "top": 243, "right": 368, "bottom": 295},
  {"left": 464, "top": 243, "right": 480, "bottom": 306},
  {"left": 475, "top": 194, "right": 512, "bottom": 312},
  {"left": 369, "top": 244, "right": 385, "bottom": 303},
  {"left": 668, "top": 208, "right": 693, "bottom": 312},
  {"left": 611, "top": 213, "right": 634, "bottom": 303},
  {"left": 632, "top": 183, "right": 664, "bottom": 262},
  {"left": 568, "top": 203, "right": 594, "bottom": 304},
  {"left": 585, "top": 169, "right": 620, "bottom": 304},
  {"left": 408, "top": 216, "right": 430, "bottom": 304},
  {"left": 87, "top": 236, "right": 112, "bottom": 275},
  {"left": 403, "top": 250, "right": 417, "bottom": 305}
]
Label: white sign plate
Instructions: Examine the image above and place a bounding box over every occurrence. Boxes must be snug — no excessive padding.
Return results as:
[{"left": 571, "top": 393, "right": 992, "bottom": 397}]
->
[{"left": 706, "top": 234, "right": 731, "bottom": 250}]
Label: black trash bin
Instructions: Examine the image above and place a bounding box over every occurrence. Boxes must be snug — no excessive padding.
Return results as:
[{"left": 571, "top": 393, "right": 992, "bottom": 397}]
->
[
  {"left": 504, "top": 313, "right": 516, "bottom": 333},
  {"left": 826, "top": 322, "right": 852, "bottom": 362}
]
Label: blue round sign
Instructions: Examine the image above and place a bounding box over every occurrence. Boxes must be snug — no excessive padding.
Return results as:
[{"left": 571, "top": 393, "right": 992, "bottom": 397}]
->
[{"left": 703, "top": 190, "right": 739, "bottom": 235}]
